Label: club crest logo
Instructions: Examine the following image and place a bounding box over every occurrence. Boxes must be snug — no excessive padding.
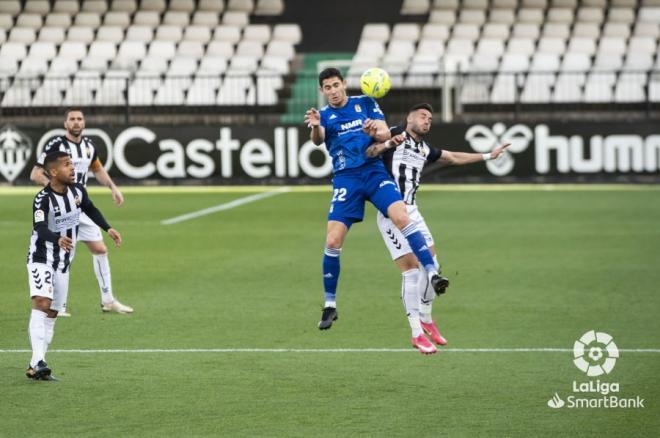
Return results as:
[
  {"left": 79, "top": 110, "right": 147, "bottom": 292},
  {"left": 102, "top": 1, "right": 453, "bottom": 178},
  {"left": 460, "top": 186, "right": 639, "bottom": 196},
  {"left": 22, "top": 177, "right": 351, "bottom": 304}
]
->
[
  {"left": 0, "top": 125, "right": 33, "bottom": 182},
  {"left": 573, "top": 330, "right": 619, "bottom": 376},
  {"left": 465, "top": 123, "right": 533, "bottom": 176}
]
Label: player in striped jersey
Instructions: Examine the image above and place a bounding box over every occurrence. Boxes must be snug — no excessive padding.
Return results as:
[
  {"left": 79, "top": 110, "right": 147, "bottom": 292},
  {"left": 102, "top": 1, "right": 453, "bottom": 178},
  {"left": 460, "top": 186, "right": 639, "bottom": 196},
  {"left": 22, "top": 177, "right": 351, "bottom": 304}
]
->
[
  {"left": 26, "top": 151, "right": 121, "bottom": 380},
  {"left": 29, "top": 108, "right": 132, "bottom": 316},
  {"left": 366, "top": 103, "right": 509, "bottom": 354}
]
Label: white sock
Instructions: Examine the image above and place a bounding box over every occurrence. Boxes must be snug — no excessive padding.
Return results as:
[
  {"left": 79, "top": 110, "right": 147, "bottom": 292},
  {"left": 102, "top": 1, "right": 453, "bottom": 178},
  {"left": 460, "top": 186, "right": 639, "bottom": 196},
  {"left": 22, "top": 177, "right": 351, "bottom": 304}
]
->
[
  {"left": 417, "top": 258, "right": 439, "bottom": 324},
  {"left": 402, "top": 269, "right": 423, "bottom": 337},
  {"left": 44, "top": 317, "right": 56, "bottom": 354},
  {"left": 93, "top": 253, "right": 115, "bottom": 304},
  {"left": 29, "top": 309, "right": 47, "bottom": 367},
  {"left": 324, "top": 300, "right": 336, "bottom": 308}
]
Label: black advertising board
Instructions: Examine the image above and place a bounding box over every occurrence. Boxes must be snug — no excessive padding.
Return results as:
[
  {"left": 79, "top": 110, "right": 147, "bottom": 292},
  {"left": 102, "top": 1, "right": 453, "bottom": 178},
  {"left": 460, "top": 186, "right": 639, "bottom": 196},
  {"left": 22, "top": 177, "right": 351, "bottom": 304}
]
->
[{"left": 1, "top": 121, "right": 658, "bottom": 184}]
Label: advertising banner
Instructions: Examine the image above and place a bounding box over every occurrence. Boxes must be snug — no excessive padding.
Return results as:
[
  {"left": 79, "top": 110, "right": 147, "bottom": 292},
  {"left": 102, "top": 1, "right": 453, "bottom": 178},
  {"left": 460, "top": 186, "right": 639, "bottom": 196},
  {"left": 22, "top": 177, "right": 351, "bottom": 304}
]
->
[{"left": 1, "top": 122, "right": 658, "bottom": 184}]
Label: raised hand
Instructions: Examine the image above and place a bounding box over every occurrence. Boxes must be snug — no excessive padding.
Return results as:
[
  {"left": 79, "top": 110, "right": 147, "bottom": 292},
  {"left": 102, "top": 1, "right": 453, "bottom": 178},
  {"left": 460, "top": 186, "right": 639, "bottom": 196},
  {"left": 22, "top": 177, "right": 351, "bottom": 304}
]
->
[
  {"left": 490, "top": 143, "right": 511, "bottom": 160},
  {"left": 304, "top": 108, "right": 321, "bottom": 128}
]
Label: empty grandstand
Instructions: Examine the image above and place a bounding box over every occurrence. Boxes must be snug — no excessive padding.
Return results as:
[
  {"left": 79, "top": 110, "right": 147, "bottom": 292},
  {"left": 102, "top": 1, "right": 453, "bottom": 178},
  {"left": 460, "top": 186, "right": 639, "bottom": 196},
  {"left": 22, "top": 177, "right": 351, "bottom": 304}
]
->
[{"left": 0, "top": 0, "right": 658, "bottom": 123}]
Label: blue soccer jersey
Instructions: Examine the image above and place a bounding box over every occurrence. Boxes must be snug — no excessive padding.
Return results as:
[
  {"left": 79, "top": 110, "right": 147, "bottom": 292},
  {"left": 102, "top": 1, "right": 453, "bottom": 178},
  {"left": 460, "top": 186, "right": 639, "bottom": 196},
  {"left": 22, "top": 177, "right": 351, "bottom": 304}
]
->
[{"left": 319, "top": 95, "right": 385, "bottom": 173}]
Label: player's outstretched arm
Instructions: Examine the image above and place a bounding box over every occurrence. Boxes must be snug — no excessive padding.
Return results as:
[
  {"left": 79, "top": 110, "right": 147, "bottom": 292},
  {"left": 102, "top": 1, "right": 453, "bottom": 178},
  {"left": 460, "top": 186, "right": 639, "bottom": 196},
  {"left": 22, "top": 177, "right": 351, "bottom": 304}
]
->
[
  {"left": 365, "top": 134, "right": 406, "bottom": 158},
  {"left": 362, "top": 119, "right": 391, "bottom": 142},
  {"left": 304, "top": 108, "right": 325, "bottom": 145},
  {"left": 439, "top": 143, "right": 510, "bottom": 166},
  {"left": 91, "top": 161, "right": 124, "bottom": 207},
  {"left": 30, "top": 166, "right": 50, "bottom": 186}
]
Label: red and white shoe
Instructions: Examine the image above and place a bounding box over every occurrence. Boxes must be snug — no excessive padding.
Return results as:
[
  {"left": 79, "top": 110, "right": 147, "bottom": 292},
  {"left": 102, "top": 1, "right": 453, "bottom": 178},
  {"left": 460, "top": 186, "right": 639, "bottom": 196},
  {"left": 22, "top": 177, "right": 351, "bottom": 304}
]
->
[
  {"left": 421, "top": 321, "right": 447, "bottom": 346},
  {"left": 411, "top": 334, "right": 437, "bottom": 354}
]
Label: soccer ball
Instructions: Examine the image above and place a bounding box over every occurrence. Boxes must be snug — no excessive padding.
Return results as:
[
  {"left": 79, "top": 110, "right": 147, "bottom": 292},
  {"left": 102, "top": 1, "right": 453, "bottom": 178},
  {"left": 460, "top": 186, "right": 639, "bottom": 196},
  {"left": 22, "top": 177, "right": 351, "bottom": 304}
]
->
[{"left": 360, "top": 68, "right": 391, "bottom": 99}]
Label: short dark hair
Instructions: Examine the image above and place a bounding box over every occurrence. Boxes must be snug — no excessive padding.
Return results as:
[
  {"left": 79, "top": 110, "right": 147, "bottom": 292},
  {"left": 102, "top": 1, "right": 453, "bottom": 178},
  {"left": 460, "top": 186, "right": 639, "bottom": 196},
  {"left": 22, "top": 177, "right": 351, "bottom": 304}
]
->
[
  {"left": 64, "top": 107, "right": 84, "bottom": 119},
  {"left": 318, "top": 68, "right": 344, "bottom": 86},
  {"left": 43, "top": 151, "right": 69, "bottom": 171},
  {"left": 408, "top": 103, "right": 434, "bottom": 114}
]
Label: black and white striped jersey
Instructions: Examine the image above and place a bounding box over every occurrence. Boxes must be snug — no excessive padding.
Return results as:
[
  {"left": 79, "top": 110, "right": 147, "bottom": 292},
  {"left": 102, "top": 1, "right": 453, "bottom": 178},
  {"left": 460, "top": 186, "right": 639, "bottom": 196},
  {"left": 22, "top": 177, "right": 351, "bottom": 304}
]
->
[
  {"left": 37, "top": 136, "right": 99, "bottom": 186},
  {"left": 27, "top": 183, "right": 110, "bottom": 273},
  {"left": 382, "top": 126, "right": 442, "bottom": 205}
]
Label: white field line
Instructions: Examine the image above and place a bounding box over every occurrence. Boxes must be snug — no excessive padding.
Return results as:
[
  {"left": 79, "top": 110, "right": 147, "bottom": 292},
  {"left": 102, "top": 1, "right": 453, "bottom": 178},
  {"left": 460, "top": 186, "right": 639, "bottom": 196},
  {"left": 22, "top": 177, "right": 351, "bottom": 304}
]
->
[
  {"left": 161, "top": 187, "right": 290, "bottom": 225},
  {"left": 0, "top": 348, "right": 659, "bottom": 354}
]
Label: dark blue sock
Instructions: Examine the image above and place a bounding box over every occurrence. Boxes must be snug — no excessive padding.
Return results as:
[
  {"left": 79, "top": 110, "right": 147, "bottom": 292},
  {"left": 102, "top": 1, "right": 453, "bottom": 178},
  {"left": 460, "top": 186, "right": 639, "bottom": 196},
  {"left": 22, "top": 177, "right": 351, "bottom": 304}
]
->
[
  {"left": 401, "top": 223, "right": 437, "bottom": 273},
  {"left": 323, "top": 247, "right": 341, "bottom": 303}
]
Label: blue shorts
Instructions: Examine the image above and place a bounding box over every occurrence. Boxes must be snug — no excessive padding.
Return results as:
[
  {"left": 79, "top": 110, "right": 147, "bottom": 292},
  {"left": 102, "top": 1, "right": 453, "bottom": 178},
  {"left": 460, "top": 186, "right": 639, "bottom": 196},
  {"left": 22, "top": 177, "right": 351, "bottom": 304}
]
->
[{"left": 327, "top": 161, "right": 403, "bottom": 228}]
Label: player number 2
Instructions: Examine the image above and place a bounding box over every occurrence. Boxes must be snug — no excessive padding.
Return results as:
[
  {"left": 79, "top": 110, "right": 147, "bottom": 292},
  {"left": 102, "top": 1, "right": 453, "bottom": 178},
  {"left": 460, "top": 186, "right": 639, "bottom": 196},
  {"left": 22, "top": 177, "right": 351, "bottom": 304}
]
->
[{"left": 332, "top": 188, "right": 347, "bottom": 202}]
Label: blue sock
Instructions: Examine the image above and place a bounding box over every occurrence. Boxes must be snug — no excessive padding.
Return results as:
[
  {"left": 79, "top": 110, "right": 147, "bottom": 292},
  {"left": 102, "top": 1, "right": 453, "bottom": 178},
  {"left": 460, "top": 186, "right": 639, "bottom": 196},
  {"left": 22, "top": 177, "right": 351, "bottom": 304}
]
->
[
  {"left": 323, "top": 247, "right": 341, "bottom": 304},
  {"left": 401, "top": 223, "right": 437, "bottom": 273}
]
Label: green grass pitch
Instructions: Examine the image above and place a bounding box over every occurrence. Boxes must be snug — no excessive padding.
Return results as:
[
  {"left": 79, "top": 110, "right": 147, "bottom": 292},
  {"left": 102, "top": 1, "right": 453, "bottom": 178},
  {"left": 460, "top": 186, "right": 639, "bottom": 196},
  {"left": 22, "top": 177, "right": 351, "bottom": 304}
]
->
[{"left": 0, "top": 185, "right": 659, "bottom": 437}]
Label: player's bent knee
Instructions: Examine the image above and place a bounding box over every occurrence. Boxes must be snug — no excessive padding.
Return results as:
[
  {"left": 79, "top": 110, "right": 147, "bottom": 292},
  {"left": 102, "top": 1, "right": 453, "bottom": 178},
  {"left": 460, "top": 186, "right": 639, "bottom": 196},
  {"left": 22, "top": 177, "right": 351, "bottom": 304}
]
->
[
  {"left": 31, "top": 296, "right": 51, "bottom": 312},
  {"left": 395, "top": 254, "right": 418, "bottom": 272},
  {"left": 325, "top": 234, "right": 343, "bottom": 249}
]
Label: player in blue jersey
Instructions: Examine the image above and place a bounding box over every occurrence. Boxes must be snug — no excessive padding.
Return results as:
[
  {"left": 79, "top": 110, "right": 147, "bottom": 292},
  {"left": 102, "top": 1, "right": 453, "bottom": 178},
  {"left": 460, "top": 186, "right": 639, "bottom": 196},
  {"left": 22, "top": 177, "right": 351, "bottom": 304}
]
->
[{"left": 304, "top": 67, "right": 448, "bottom": 330}]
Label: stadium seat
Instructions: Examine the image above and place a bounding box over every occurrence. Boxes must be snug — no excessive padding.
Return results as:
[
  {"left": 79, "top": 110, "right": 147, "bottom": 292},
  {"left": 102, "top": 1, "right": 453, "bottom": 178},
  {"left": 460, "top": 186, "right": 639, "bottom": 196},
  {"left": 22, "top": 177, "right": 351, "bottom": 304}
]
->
[
  {"left": 54, "top": 0, "right": 79, "bottom": 14},
  {"left": 87, "top": 42, "right": 117, "bottom": 61},
  {"left": 191, "top": 11, "right": 219, "bottom": 27},
  {"left": 213, "top": 25, "right": 242, "bottom": 43},
  {"left": 422, "top": 23, "right": 450, "bottom": 40},
  {"left": 133, "top": 11, "right": 161, "bottom": 28},
  {"left": 614, "top": 72, "right": 647, "bottom": 102},
  {"left": 0, "top": 1, "right": 21, "bottom": 17},
  {"left": 583, "top": 72, "right": 616, "bottom": 102},
  {"left": 577, "top": 7, "right": 605, "bottom": 23},
  {"left": 9, "top": 28, "right": 37, "bottom": 44},
  {"left": 601, "top": 23, "right": 630, "bottom": 38},
  {"left": 459, "top": 9, "right": 486, "bottom": 24},
  {"left": 265, "top": 41, "right": 295, "bottom": 60},
  {"left": 155, "top": 25, "right": 184, "bottom": 42},
  {"left": 25, "top": 0, "right": 51, "bottom": 15},
  {"left": 75, "top": 12, "right": 102, "bottom": 28},
  {"left": 97, "top": 25, "right": 124, "bottom": 43},
  {"left": 512, "top": 23, "right": 540, "bottom": 39},
  {"left": 28, "top": 41, "right": 57, "bottom": 60},
  {"left": 546, "top": 8, "right": 573, "bottom": 23},
  {"left": 177, "top": 41, "right": 206, "bottom": 59},
  {"left": 272, "top": 24, "right": 302, "bottom": 44},
  {"left": 141, "top": 0, "right": 167, "bottom": 12},
  {"left": 147, "top": 41, "right": 175, "bottom": 59},
  {"left": 228, "top": 0, "right": 255, "bottom": 12},
  {"left": 198, "top": 0, "right": 225, "bottom": 12},
  {"left": 521, "top": 73, "right": 555, "bottom": 103},
  {"left": 198, "top": 56, "right": 229, "bottom": 74},
  {"left": 531, "top": 53, "right": 561, "bottom": 72},
  {"left": 243, "top": 24, "right": 271, "bottom": 43},
  {"left": 490, "top": 74, "right": 519, "bottom": 103},
  {"left": 80, "top": 57, "right": 109, "bottom": 73},
  {"left": 255, "top": 0, "right": 284, "bottom": 16},
  {"left": 184, "top": 26, "right": 213, "bottom": 43},
  {"left": 126, "top": 25, "right": 154, "bottom": 42},
  {"left": 429, "top": 10, "right": 456, "bottom": 24},
  {"left": 482, "top": 23, "right": 510, "bottom": 39},
  {"left": 39, "top": 27, "right": 66, "bottom": 43},
  {"left": 111, "top": 0, "right": 137, "bottom": 13},
  {"left": 67, "top": 26, "right": 95, "bottom": 43},
  {"left": 104, "top": 12, "right": 131, "bottom": 28},
  {"left": 48, "top": 57, "right": 78, "bottom": 75},
  {"left": 16, "top": 14, "right": 43, "bottom": 29},
  {"left": 206, "top": 41, "right": 235, "bottom": 57},
  {"left": 163, "top": 11, "right": 191, "bottom": 26},
  {"left": 507, "top": 38, "right": 535, "bottom": 55},
  {"left": 452, "top": 23, "right": 480, "bottom": 40},
  {"left": 401, "top": 0, "right": 431, "bottom": 15},
  {"left": 552, "top": 73, "right": 585, "bottom": 102},
  {"left": 236, "top": 41, "right": 265, "bottom": 58},
  {"left": 82, "top": 1, "right": 108, "bottom": 13},
  {"left": 223, "top": 11, "right": 249, "bottom": 27},
  {"left": 392, "top": 23, "right": 421, "bottom": 41}
]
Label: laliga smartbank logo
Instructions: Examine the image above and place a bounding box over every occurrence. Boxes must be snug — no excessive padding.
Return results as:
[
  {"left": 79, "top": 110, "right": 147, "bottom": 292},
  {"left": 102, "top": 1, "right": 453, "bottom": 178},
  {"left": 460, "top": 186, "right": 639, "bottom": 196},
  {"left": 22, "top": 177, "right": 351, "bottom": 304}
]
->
[
  {"left": 573, "top": 330, "right": 618, "bottom": 376},
  {"left": 546, "top": 331, "right": 645, "bottom": 410}
]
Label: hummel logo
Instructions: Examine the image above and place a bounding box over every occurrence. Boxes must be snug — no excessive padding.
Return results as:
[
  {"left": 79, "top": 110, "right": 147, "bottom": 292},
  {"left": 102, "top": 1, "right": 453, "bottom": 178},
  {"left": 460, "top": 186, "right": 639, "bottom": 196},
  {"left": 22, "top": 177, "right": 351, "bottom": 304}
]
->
[
  {"left": 419, "top": 245, "right": 429, "bottom": 251},
  {"left": 465, "top": 123, "right": 533, "bottom": 177},
  {"left": 323, "top": 273, "right": 333, "bottom": 278},
  {"left": 329, "top": 114, "right": 337, "bottom": 119}
]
